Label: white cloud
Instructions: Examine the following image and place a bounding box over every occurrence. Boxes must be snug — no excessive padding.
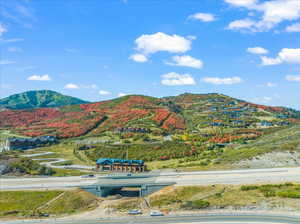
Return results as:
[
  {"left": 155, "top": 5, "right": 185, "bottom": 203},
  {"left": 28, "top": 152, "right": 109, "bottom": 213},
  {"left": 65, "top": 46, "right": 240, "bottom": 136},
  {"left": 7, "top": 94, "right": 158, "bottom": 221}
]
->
[
  {"left": 202, "top": 76, "right": 243, "bottom": 85},
  {"left": 118, "top": 92, "right": 129, "bottom": 97},
  {"left": 227, "top": 19, "right": 256, "bottom": 30},
  {"left": 134, "top": 32, "right": 192, "bottom": 55},
  {"left": 225, "top": 0, "right": 257, "bottom": 7},
  {"left": 161, "top": 72, "right": 196, "bottom": 86},
  {"left": 286, "top": 22, "right": 300, "bottom": 32},
  {"left": 99, "top": 90, "right": 111, "bottom": 95},
  {"left": 0, "top": 60, "right": 15, "bottom": 65},
  {"left": 188, "top": 13, "right": 215, "bottom": 22},
  {"left": 64, "top": 83, "right": 79, "bottom": 89},
  {"left": 90, "top": 84, "right": 98, "bottom": 89},
  {"left": 225, "top": 0, "right": 300, "bottom": 32},
  {"left": 259, "top": 0, "right": 300, "bottom": 29},
  {"left": 27, "top": 74, "right": 51, "bottom": 81},
  {"left": 8, "top": 47, "right": 22, "bottom": 53},
  {"left": 187, "top": 35, "right": 197, "bottom": 40},
  {"left": 260, "top": 56, "right": 282, "bottom": 66},
  {"left": 286, "top": 75, "right": 300, "bottom": 82},
  {"left": 247, "top": 46, "right": 268, "bottom": 54},
  {"left": 167, "top": 55, "right": 203, "bottom": 69},
  {"left": 129, "top": 54, "right": 148, "bottom": 63},
  {"left": 0, "top": 24, "right": 7, "bottom": 36},
  {"left": 261, "top": 48, "right": 300, "bottom": 66},
  {"left": 278, "top": 48, "right": 300, "bottom": 64},
  {"left": 266, "top": 82, "right": 277, "bottom": 87}
]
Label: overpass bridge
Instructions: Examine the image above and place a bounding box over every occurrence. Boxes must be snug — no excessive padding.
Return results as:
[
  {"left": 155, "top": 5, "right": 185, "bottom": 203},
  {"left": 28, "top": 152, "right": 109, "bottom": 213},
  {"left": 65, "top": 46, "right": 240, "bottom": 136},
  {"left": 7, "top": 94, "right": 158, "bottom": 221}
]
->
[{"left": 81, "top": 174, "right": 175, "bottom": 197}]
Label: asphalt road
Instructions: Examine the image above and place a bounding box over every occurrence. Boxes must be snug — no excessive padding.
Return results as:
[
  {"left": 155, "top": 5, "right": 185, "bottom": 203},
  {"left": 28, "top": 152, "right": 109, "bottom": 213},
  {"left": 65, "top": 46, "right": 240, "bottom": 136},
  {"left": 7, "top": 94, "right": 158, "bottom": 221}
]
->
[
  {"left": 1, "top": 167, "right": 300, "bottom": 190},
  {"left": 1, "top": 213, "right": 300, "bottom": 224}
]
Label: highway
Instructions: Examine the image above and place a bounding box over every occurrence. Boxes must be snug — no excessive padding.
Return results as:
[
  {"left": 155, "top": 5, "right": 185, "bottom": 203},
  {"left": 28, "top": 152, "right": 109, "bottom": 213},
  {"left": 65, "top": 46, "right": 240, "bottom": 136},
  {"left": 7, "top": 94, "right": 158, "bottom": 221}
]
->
[
  {"left": 1, "top": 167, "right": 300, "bottom": 190},
  {"left": 1, "top": 213, "right": 300, "bottom": 224}
]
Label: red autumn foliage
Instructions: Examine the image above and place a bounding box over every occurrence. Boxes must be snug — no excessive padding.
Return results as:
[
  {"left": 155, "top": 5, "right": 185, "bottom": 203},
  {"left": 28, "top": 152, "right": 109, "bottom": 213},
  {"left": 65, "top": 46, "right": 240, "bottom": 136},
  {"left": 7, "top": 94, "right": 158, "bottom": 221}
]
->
[
  {"left": 210, "top": 133, "right": 261, "bottom": 143},
  {"left": 159, "top": 155, "right": 170, "bottom": 160},
  {"left": 162, "top": 114, "right": 185, "bottom": 130},
  {"left": 153, "top": 109, "right": 170, "bottom": 125},
  {"left": 0, "top": 95, "right": 185, "bottom": 138}
]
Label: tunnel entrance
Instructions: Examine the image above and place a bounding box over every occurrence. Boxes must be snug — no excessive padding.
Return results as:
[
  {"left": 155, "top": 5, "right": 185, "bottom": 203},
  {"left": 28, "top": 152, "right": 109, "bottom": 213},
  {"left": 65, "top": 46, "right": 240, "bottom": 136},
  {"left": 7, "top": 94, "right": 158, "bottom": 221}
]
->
[{"left": 114, "top": 187, "right": 141, "bottom": 197}]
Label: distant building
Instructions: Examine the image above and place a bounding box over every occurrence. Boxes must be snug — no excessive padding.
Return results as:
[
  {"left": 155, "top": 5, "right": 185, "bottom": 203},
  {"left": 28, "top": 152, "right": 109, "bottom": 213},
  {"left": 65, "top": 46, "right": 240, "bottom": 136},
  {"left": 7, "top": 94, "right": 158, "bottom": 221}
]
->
[
  {"left": 260, "top": 121, "right": 273, "bottom": 127},
  {"left": 211, "top": 122, "right": 223, "bottom": 127},
  {"left": 277, "top": 114, "right": 288, "bottom": 119},
  {"left": 96, "top": 158, "right": 146, "bottom": 172},
  {"left": 232, "top": 120, "right": 244, "bottom": 126},
  {"left": 78, "top": 145, "right": 96, "bottom": 150},
  {"left": 116, "top": 127, "right": 151, "bottom": 134},
  {"left": 7, "top": 136, "right": 58, "bottom": 150}
]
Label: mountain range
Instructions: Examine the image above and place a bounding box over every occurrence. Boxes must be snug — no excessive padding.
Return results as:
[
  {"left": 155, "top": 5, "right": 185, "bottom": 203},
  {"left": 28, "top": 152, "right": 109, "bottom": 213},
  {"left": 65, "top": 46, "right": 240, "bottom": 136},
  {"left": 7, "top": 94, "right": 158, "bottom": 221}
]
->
[
  {"left": 0, "top": 90, "right": 299, "bottom": 139},
  {"left": 0, "top": 90, "right": 88, "bottom": 110}
]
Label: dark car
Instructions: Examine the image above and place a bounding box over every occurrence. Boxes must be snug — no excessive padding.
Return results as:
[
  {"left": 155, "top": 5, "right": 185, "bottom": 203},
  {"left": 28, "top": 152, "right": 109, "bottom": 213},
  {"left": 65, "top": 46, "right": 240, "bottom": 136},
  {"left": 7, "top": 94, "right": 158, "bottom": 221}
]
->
[{"left": 81, "top": 174, "right": 95, "bottom": 178}]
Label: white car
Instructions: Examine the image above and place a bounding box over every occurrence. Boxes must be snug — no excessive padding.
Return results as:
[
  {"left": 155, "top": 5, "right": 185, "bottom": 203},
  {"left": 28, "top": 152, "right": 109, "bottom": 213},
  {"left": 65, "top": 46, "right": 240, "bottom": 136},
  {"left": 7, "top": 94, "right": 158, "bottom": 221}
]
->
[
  {"left": 150, "top": 211, "right": 164, "bottom": 216},
  {"left": 128, "top": 209, "right": 142, "bottom": 215}
]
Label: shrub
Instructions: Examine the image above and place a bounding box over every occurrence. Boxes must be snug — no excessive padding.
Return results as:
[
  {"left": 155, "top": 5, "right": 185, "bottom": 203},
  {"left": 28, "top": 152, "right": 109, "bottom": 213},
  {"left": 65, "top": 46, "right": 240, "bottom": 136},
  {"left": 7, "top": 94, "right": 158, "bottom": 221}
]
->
[
  {"left": 182, "top": 200, "right": 210, "bottom": 209},
  {"left": 277, "top": 191, "right": 300, "bottom": 198},
  {"left": 262, "top": 190, "right": 276, "bottom": 198},
  {"left": 240, "top": 185, "right": 259, "bottom": 191}
]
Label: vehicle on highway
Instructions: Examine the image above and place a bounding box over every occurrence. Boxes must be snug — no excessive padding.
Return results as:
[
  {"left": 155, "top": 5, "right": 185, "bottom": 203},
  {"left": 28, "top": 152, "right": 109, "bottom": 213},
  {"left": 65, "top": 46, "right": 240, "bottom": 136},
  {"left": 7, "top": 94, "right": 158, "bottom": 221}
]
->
[
  {"left": 150, "top": 210, "right": 164, "bottom": 216},
  {"left": 127, "top": 209, "right": 142, "bottom": 215},
  {"left": 81, "top": 174, "right": 95, "bottom": 178}
]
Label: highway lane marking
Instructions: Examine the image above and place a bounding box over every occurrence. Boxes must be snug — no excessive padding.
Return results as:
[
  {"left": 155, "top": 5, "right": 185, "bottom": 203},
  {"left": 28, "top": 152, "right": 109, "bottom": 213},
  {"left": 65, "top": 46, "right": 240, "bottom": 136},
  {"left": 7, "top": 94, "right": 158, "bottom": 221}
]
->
[
  {"left": 173, "top": 223, "right": 287, "bottom": 224},
  {"left": 83, "top": 215, "right": 300, "bottom": 224}
]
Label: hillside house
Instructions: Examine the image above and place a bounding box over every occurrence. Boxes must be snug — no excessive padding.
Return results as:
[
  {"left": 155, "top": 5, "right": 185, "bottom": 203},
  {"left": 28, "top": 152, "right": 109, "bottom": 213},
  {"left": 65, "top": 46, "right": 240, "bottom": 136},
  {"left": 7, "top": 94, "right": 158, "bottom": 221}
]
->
[
  {"left": 278, "top": 121, "right": 290, "bottom": 126},
  {"left": 116, "top": 127, "right": 151, "bottom": 134},
  {"left": 277, "top": 114, "right": 288, "bottom": 119},
  {"left": 96, "top": 158, "right": 146, "bottom": 172},
  {"left": 232, "top": 120, "right": 244, "bottom": 126},
  {"left": 209, "top": 107, "right": 218, "bottom": 112},
  {"left": 78, "top": 145, "right": 96, "bottom": 150},
  {"left": 7, "top": 136, "right": 58, "bottom": 150},
  {"left": 224, "top": 101, "right": 237, "bottom": 106},
  {"left": 260, "top": 121, "right": 273, "bottom": 127},
  {"left": 211, "top": 122, "right": 223, "bottom": 127}
]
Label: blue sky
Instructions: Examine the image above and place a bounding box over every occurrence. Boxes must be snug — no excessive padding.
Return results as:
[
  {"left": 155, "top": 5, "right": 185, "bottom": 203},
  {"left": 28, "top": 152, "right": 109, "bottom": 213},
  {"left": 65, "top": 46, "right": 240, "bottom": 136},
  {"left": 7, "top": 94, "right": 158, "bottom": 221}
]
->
[{"left": 1, "top": 0, "right": 300, "bottom": 109}]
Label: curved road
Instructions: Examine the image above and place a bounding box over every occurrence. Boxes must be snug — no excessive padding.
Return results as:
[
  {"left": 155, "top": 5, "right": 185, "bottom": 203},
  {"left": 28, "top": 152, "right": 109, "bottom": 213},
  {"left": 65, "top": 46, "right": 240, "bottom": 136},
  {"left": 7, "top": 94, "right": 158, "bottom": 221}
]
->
[
  {"left": 21, "top": 152, "right": 93, "bottom": 170},
  {"left": 1, "top": 213, "right": 300, "bottom": 224}
]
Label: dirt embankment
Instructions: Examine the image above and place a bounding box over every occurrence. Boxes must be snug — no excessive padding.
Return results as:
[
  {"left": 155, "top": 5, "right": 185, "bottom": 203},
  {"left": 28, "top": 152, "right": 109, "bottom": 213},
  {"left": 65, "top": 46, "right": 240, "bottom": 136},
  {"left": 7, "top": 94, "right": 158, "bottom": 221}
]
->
[{"left": 236, "top": 151, "right": 300, "bottom": 169}]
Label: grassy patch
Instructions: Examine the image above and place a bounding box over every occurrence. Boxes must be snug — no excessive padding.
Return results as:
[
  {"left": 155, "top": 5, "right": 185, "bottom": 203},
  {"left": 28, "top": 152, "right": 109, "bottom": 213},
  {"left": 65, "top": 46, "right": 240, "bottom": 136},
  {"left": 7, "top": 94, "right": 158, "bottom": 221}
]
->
[
  {"left": 37, "top": 143, "right": 93, "bottom": 166},
  {"left": 51, "top": 168, "right": 89, "bottom": 177},
  {"left": 51, "top": 160, "right": 73, "bottom": 166},
  {"left": 112, "top": 198, "right": 142, "bottom": 211},
  {"left": 0, "top": 190, "right": 98, "bottom": 218},
  {"left": 220, "top": 125, "right": 300, "bottom": 163},
  {"left": 147, "top": 183, "right": 300, "bottom": 211}
]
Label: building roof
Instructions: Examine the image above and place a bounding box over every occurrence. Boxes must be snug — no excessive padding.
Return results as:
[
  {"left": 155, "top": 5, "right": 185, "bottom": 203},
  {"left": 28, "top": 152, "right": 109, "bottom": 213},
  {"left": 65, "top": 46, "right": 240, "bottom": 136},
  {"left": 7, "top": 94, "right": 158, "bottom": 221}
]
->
[{"left": 96, "top": 158, "right": 144, "bottom": 165}]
